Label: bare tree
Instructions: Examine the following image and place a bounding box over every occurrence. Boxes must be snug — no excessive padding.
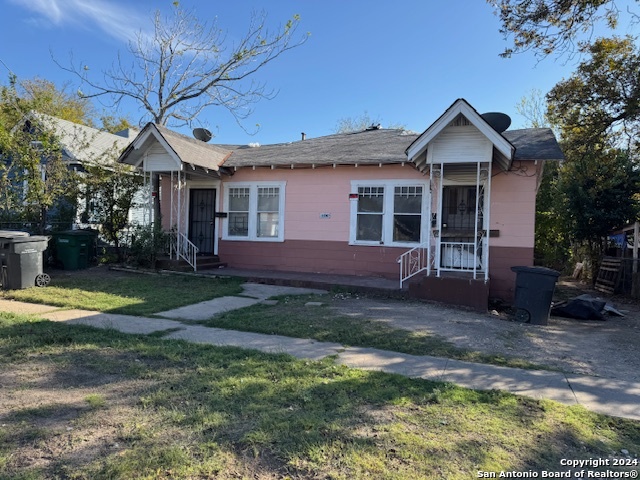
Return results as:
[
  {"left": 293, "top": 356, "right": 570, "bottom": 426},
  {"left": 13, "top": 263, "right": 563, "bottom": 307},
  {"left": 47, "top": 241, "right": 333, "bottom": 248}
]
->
[
  {"left": 58, "top": 6, "right": 308, "bottom": 128},
  {"left": 515, "top": 88, "right": 550, "bottom": 128},
  {"left": 334, "top": 112, "right": 406, "bottom": 134}
]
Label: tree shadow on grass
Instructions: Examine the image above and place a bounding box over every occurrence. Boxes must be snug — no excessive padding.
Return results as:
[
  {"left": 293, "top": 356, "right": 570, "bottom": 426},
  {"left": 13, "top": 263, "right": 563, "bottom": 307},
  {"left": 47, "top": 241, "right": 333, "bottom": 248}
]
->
[
  {"left": 4, "top": 273, "right": 244, "bottom": 316},
  {"left": 1, "top": 319, "right": 639, "bottom": 479}
]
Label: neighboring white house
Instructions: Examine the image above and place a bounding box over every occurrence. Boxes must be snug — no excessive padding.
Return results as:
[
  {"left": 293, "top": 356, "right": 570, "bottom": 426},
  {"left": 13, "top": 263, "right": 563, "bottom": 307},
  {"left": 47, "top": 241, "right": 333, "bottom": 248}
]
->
[{"left": 8, "top": 113, "right": 146, "bottom": 228}]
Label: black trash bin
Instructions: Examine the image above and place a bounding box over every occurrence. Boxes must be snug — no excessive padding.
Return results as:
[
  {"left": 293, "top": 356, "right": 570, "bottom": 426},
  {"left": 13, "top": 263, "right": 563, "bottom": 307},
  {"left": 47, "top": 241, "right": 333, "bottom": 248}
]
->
[
  {"left": 511, "top": 266, "right": 561, "bottom": 325},
  {"left": 0, "top": 232, "right": 51, "bottom": 290}
]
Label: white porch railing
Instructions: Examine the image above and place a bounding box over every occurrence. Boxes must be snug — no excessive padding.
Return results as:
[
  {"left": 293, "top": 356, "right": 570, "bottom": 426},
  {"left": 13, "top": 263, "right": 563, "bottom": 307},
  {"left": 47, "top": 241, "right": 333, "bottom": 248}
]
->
[
  {"left": 170, "top": 231, "right": 199, "bottom": 272},
  {"left": 440, "top": 241, "right": 481, "bottom": 272},
  {"left": 397, "top": 242, "right": 429, "bottom": 289}
]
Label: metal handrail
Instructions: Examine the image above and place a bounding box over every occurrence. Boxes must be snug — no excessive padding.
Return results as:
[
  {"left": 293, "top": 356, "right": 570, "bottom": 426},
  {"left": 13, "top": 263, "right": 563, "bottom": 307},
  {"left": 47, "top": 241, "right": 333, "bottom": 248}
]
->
[
  {"left": 169, "top": 231, "right": 199, "bottom": 271},
  {"left": 397, "top": 242, "right": 429, "bottom": 289}
]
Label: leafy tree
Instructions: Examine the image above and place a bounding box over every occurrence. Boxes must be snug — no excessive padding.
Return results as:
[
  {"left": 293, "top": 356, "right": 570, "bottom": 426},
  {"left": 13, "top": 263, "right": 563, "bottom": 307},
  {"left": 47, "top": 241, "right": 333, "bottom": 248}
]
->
[
  {"left": 557, "top": 145, "right": 640, "bottom": 277},
  {"left": 547, "top": 36, "right": 640, "bottom": 151},
  {"left": 19, "top": 78, "right": 95, "bottom": 125},
  {"left": 0, "top": 76, "right": 137, "bottom": 237},
  {"left": 0, "top": 77, "right": 81, "bottom": 230},
  {"left": 59, "top": 6, "right": 308, "bottom": 128},
  {"left": 542, "top": 38, "right": 640, "bottom": 278},
  {"left": 334, "top": 112, "right": 406, "bottom": 134},
  {"left": 488, "top": 0, "right": 631, "bottom": 58},
  {"left": 515, "top": 90, "right": 571, "bottom": 269},
  {"left": 2, "top": 119, "right": 78, "bottom": 232},
  {"left": 81, "top": 160, "right": 142, "bottom": 261},
  {"left": 493, "top": 2, "right": 640, "bottom": 281},
  {"left": 99, "top": 115, "right": 134, "bottom": 134},
  {"left": 0, "top": 76, "right": 94, "bottom": 127},
  {"left": 534, "top": 160, "right": 570, "bottom": 270}
]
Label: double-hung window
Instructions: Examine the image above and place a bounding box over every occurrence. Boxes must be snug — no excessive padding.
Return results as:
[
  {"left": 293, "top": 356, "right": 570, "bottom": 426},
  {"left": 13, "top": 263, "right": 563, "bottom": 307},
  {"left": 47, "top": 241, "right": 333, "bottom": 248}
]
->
[
  {"left": 224, "top": 182, "right": 285, "bottom": 241},
  {"left": 393, "top": 186, "right": 423, "bottom": 242},
  {"left": 257, "top": 187, "right": 280, "bottom": 238},
  {"left": 350, "top": 180, "right": 427, "bottom": 246},
  {"left": 356, "top": 186, "right": 384, "bottom": 241},
  {"left": 228, "top": 187, "right": 250, "bottom": 237}
]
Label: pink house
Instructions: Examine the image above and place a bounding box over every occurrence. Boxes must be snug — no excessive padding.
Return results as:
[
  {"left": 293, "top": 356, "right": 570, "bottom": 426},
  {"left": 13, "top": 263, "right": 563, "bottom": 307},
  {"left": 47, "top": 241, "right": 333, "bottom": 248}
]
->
[{"left": 119, "top": 99, "right": 563, "bottom": 310}]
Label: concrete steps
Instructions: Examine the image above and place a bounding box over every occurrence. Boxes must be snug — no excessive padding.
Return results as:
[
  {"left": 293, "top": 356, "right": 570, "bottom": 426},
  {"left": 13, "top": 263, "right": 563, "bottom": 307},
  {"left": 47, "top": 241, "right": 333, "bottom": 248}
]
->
[{"left": 156, "top": 255, "right": 227, "bottom": 272}]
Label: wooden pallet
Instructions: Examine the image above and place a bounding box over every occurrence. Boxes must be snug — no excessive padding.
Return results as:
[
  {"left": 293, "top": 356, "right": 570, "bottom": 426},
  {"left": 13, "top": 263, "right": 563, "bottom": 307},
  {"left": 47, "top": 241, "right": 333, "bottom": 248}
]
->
[{"left": 595, "top": 257, "right": 623, "bottom": 295}]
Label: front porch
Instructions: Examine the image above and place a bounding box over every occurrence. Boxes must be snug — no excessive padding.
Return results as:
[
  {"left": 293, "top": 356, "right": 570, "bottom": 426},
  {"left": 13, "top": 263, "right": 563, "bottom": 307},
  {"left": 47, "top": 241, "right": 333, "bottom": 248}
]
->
[{"left": 118, "top": 123, "right": 230, "bottom": 272}]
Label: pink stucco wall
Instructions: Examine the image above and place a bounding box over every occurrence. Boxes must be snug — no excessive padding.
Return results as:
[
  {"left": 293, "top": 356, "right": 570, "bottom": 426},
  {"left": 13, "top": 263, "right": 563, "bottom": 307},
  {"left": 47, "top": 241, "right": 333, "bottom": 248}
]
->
[
  {"left": 219, "top": 162, "right": 539, "bottom": 250},
  {"left": 489, "top": 161, "right": 540, "bottom": 249},
  {"left": 219, "top": 164, "right": 423, "bottom": 242}
]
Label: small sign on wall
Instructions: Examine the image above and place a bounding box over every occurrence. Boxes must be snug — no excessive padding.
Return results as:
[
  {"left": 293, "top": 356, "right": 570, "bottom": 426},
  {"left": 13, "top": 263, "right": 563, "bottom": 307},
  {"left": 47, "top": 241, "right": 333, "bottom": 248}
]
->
[{"left": 319, "top": 213, "right": 331, "bottom": 219}]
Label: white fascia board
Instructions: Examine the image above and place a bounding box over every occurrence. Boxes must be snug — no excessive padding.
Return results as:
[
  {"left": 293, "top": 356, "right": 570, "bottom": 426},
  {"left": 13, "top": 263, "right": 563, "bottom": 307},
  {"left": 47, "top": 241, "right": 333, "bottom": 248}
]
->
[
  {"left": 127, "top": 125, "right": 182, "bottom": 170},
  {"left": 407, "top": 100, "right": 514, "bottom": 164},
  {"left": 150, "top": 128, "right": 183, "bottom": 170}
]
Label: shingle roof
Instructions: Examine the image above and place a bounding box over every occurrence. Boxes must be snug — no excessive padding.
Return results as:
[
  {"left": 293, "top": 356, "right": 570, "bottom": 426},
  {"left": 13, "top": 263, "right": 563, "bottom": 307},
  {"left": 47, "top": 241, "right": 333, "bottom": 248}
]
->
[
  {"left": 33, "top": 113, "right": 136, "bottom": 165},
  {"left": 221, "top": 128, "right": 419, "bottom": 168},
  {"left": 153, "top": 124, "right": 231, "bottom": 171},
  {"left": 502, "top": 128, "right": 564, "bottom": 161},
  {"left": 219, "top": 126, "right": 562, "bottom": 168},
  {"left": 118, "top": 123, "right": 563, "bottom": 172}
]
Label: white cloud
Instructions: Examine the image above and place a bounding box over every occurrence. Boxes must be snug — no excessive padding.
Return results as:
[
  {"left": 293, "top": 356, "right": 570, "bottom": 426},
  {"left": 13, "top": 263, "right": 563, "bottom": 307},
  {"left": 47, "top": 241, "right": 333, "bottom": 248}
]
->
[{"left": 9, "top": 0, "right": 148, "bottom": 43}]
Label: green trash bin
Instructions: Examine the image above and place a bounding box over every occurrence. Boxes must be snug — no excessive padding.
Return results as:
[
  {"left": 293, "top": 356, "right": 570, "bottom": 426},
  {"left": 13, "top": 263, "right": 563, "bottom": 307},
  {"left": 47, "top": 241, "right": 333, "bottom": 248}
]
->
[
  {"left": 0, "top": 232, "right": 50, "bottom": 289},
  {"left": 511, "top": 266, "right": 561, "bottom": 325},
  {"left": 53, "top": 230, "right": 98, "bottom": 270}
]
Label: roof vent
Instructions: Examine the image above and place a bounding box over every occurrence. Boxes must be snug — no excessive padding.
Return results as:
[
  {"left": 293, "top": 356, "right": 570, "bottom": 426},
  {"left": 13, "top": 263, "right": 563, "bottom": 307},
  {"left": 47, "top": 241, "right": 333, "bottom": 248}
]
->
[
  {"left": 365, "top": 123, "right": 381, "bottom": 131},
  {"left": 193, "top": 127, "right": 212, "bottom": 142},
  {"left": 481, "top": 112, "right": 511, "bottom": 133}
]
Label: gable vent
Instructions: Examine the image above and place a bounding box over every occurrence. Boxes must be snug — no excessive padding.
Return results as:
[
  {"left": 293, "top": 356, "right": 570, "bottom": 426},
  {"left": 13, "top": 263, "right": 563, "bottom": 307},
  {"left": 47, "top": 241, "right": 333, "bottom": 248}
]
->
[{"left": 448, "top": 114, "right": 471, "bottom": 127}]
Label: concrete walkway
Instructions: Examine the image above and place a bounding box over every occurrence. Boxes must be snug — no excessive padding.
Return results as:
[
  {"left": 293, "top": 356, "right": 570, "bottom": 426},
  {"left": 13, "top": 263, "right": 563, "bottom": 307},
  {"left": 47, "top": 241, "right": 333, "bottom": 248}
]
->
[
  {"left": 155, "top": 283, "right": 327, "bottom": 321},
  {"left": 1, "top": 291, "right": 639, "bottom": 421}
]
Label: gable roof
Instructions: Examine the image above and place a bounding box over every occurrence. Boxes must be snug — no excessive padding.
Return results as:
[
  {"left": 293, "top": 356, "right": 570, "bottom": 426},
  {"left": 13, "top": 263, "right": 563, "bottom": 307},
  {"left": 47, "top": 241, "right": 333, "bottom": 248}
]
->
[
  {"left": 118, "top": 123, "right": 231, "bottom": 172},
  {"left": 116, "top": 104, "right": 563, "bottom": 174},
  {"left": 29, "top": 113, "right": 136, "bottom": 166},
  {"left": 405, "top": 98, "right": 516, "bottom": 172},
  {"left": 221, "top": 128, "right": 419, "bottom": 168}
]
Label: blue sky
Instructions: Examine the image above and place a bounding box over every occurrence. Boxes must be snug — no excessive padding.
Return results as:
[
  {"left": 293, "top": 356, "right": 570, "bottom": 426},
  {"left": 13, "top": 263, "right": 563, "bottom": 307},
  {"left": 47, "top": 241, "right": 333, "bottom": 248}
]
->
[{"left": 0, "top": 0, "right": 630, "bottom": 145}]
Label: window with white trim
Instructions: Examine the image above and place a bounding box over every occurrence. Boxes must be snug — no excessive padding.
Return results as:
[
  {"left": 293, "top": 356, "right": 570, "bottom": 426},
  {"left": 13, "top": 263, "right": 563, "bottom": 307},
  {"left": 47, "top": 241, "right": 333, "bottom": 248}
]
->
[
  {"left": 393, "top": 186, "right": 423, "bottom": 242},
  {"left": 350, "top": 181, "right": 427, "bottom": 246},
  {"left": 224, "top": 182, "right": 285, "bottom": 241},
  {"left": 257, "top": 187, "right": 280, "bottom": 238},
  {"left": 228, "top": 187, "right": 250, "bottom": 237},
  {"left": 356, "top": 186, "right": 384, "bottom": 241}
]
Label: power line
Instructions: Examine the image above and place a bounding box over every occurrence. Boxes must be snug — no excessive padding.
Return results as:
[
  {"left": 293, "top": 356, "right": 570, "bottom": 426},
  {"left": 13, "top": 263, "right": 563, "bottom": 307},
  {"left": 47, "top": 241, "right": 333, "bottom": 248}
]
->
[{"left": 0, "top": 58, "right": 16, "bottom": 76}]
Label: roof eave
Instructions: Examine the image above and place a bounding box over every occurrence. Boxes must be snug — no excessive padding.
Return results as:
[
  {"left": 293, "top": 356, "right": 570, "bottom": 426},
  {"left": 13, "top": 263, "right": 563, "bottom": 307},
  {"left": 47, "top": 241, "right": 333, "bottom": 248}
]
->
[{"left": 224, "top": 160, "right": 414, "bottom": 170}]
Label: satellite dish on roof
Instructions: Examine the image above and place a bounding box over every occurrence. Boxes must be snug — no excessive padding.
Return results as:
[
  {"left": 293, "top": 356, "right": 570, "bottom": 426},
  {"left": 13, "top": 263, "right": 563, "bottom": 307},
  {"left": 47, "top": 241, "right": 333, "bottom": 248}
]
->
[
  {"left": 481, "top": 112, "right": 511, "bottom": 133},
  {"left": 193, "top": 127, "right": 212, "bottom": 143}
]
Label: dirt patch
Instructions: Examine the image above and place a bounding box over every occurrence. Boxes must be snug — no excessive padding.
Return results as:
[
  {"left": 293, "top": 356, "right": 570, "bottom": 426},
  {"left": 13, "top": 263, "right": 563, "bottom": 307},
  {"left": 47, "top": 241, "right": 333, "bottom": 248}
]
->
[
  {"left": 0, "top": 356, "right": 155, "bottom": 475},
  {"left": 329, "top": 279, "right": 640, "bottom": 382}
]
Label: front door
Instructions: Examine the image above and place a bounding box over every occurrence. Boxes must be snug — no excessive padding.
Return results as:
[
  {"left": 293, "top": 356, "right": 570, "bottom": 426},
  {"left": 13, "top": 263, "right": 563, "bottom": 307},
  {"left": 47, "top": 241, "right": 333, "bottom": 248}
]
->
[{"left": 189, "top": 189, "right": 216, "bottom": 254}]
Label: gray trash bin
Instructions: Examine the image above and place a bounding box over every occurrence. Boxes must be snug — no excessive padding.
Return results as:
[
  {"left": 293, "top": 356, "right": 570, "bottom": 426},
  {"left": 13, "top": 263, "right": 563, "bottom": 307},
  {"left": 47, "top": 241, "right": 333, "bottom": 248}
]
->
[
  {"left": 511, "top": 266, "right": 561, "bottom": 325},
  {"left": 0, "top": 233, "right": 51, "bottom": 290}
]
